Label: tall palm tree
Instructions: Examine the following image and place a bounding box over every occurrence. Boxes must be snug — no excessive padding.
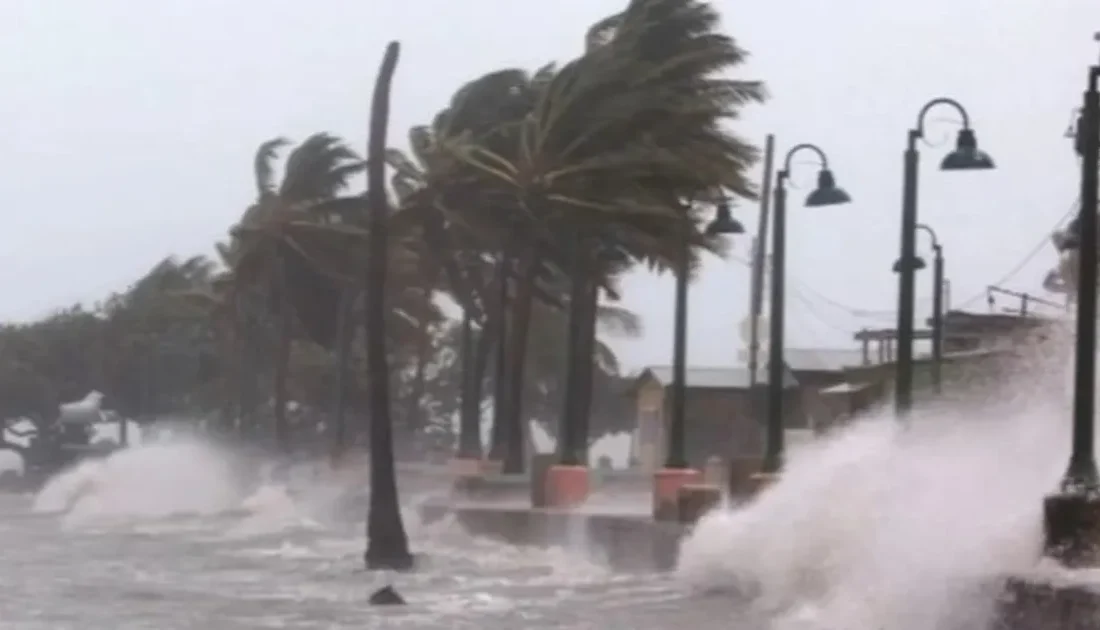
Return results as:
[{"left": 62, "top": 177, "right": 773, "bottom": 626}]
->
[
  {"left": 444, "top": 0, "right": 764, "bottom": 464},
  {"left": 362, "top": 41, "right": 414, "bottom": 571}
]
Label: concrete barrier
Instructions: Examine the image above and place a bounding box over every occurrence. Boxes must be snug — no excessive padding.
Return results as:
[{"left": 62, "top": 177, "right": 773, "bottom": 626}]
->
[
  {"left": 418, "top": 501, "right": 688, "bottom": 572},
  {"left": 998, "top": 577, "right": 1100, "bottom": 629}
]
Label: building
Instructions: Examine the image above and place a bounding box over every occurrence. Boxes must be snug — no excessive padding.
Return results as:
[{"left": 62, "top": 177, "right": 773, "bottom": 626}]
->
[
  {"left": 626, "top": 361, "right": 815, "bottom": 472},
  {"left": 626, "top": 308, "right": 1064, "bottom": 475}
]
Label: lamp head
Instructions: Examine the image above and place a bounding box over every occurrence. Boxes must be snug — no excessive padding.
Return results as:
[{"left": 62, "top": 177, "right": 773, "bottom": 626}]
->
[
  {"left": 892, "top": 256, "right": 927, "bottom": 273},
  {"left": 705, "top": 200, "right": 745, "bottom": 236},
  {"left": 804, "top": 169, "right": 852, "bottom": 207},
  {"left": 941, "top": 128, "right": 995, "bottom": 170}
]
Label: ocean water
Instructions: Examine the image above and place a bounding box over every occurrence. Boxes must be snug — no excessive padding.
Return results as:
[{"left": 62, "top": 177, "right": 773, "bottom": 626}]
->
[{"left": 0, "top": 439, "right": 714, "bottom": 630}]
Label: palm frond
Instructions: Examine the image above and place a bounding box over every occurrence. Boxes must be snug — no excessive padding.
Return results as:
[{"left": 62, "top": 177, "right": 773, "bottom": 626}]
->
[{"left": 253, "top": 137, "right": 290, "bottom": 198}]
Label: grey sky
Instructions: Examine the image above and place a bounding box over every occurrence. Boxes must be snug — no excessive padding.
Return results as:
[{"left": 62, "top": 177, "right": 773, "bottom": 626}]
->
[{"left": 2, "top": 0, "right": 1097, "bottom": 372}]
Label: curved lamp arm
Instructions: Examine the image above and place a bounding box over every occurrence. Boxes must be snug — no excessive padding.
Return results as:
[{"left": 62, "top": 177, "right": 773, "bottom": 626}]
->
[
  {"left": 780, "top": 143, "right": 831, "bottom": 176},
  {"left": 916, "top": 223, "right": 941, "bottom": 251},
  {"left": 914, "top": 97, "right": 972, "bottom": 137}
]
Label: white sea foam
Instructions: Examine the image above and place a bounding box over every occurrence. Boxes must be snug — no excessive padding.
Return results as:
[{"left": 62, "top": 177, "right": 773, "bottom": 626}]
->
[{"left": 677, "top": 334, "right": 1076, "bottom": 630}]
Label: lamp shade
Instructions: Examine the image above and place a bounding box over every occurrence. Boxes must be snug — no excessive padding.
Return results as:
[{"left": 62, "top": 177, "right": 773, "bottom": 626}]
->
[
  {"left": 805, "top": 169, "right": 852, "bottom": 207},
  {"left": 892, "top": 256, "right": 927, "bottom": 273},
  {"left": 705, "top": 201, "right": 745, "bottom": 236},
  {"left": 941, "top": 128, "right": 995, "bottom": 170}
]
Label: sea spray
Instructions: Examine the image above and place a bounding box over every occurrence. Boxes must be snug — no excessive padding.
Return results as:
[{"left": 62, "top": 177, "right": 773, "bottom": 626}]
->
[
  {"left": 33, "top": 439, "right": 244, "bottom": 525},
  {"left": 676, "top": 336, "right": 1074, "bottom": 630}
]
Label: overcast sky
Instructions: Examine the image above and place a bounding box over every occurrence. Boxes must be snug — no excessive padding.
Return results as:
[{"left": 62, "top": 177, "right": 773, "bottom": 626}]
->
[{"left": 2, "top": 0, "right": 1098, "bottom": 371}]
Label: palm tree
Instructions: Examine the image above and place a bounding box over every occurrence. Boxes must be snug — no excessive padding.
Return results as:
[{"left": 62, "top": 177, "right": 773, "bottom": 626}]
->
[
  {"left": 362, "top": 41, "right": 414, "bottom": 572},
  {"left": 230, "top": 133, "right": 364, "bottom": 457},
  {"left": 433, "top": 0, "right": 765, "bottom": 468}
]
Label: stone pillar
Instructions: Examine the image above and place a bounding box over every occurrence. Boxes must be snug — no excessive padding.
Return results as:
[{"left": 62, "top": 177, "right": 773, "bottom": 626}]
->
[
  {"left": 703, "top": 456, "right": 725, "bottom": 486},
  {"left": 653, "top": 468, "right": 702, "bottom": 521},
  {"left": 450, "top": 458, "right": 483, "bottom": 478},
  {"left": 450, "top": 458, "right": 485, "bottom": 495},
  {"left": 545, "top": 465, "right": 589, "bottom": 508},
  {"left": 529, "top": 453, "right": 556, "bottom": 508},
  {"left": 481, "top": 459, "right": 504, "bottom": 476},
  {"left": 996, "top": 496, "right": 1100, "bottom": 627},
  {"left": 1044, "top": 493, "right": 1100, "bottom": 567},
  {"left": 677, "top": 484, "right": 722, "bottom": 524}
]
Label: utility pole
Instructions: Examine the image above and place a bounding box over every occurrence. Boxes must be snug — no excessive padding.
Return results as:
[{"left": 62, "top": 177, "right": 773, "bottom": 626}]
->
[{"left": 746, "top": 134, "right": 775, "bottom": 414}]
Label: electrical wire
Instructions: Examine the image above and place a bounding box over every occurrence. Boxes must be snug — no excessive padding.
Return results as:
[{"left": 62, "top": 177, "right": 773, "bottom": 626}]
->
[
  {"left": 725, "top": 252, "right": 905, "bottom": 323},
  {"left": 954, "top": 197, "right": 1080, "bottom": 310}
]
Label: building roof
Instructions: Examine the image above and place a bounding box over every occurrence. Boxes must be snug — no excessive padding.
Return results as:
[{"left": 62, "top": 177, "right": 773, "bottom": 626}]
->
[
  {"left": 636, "top": 365, "right": 799, "bottom": 390},
  {"left": 784, "top": 348, "right": 868, "bottom": 372},
  {"left": 819, "top": 381, "right": 873, "bottom": 394}
]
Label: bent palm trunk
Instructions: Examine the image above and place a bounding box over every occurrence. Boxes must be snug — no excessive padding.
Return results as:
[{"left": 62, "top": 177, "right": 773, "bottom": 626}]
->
[
  {"left": 273, "top": 261, "right": 291, "bottom": 457},
  {"left": 331, "top": 289, "right": 353, "bottom": 466},
  {"left": 363, "top": 41, "right": 412, "bottom": 571},
  {"left": 456, "top": 310, "right": 482, "bottom": 458},
  {"left": 487, "top": 256, "right": 509, "bottom": 462}
]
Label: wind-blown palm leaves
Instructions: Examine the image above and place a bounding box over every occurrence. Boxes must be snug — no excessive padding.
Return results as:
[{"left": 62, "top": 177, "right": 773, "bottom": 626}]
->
[
  {"left": 226, "top": 133, "right": 365, "bottom": 454},
  {"left": 386, "top": 0, "right": 764, "bottom": 470}
]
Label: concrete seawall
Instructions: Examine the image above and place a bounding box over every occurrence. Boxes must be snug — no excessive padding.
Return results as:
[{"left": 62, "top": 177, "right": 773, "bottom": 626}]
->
[{"left": 418, "top": 500, "right": 690, "bottom": 572}]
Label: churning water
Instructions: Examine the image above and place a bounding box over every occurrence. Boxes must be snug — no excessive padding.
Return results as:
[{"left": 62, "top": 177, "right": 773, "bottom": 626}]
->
[
  {"left": 0, "top": 438, "right": 694, "bottom": 630},
  {"left": 678, "top": 339, "right": 1080, "bottom": 629},
  {"left": 0, "top": 335, "right": 1087, "bottom": 629}
]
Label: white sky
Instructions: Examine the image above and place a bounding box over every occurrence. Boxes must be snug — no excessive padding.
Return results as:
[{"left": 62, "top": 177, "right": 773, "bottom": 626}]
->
[{"left": 2, "top": 0, "right": 1098, "bottom": 371}]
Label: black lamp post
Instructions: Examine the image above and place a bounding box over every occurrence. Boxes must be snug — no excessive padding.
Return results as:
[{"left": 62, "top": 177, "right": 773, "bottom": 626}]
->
[
  {"left": 894, "top": 224, "right": 946, "bottom": 393},
  {"left": 1045, "top": 64, "right": 1100, "bottom": 566},
  {"left": 664, "top": 198, "right": 744, "bottom": 470},
  {"left": 763, "top": 145, "right": 851, "bottom": 475},
  {"left": 894, "top": 99, "right": 995, "bottom": 417}
]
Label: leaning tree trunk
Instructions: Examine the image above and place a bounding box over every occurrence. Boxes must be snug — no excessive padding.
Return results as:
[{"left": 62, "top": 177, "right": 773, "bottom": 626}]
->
[
  {"left": 457, "top": 308, "right": 499, "bottom": 459},
  {"left": 363, "top": 41, "right": 412, "bottom": 572},
  {"left": 272, "top": 260, "right": 292, "bottom": 457},
  {"left": 487, "top": 255, "right": 510, "bottom": 462},
  {"left": 556, "top": 243, "right": 592, "bottom": 467},
  {"left": 403, "top": 283, "right": 434, "bottom": 435},
  {"left": 573, "top": 269, "right": 600, "bottom": 445},
  {"left": 501, "top": 248, "right": 539, "bottom": 474},
  {"left": 456, "top": 310, "right": 482, "bottom": 459},
  {"left": 330, "top": 289, "right": 354, "bottom": 467}
]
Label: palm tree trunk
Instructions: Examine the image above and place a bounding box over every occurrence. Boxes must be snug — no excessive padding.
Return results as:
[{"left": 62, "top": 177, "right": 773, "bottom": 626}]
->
[
  {"left": 556, "top": 244, "right": 590, "bottom": 467},
  {"left": 273, "top": 265, "right": 291, "bottom": 456},
  {"left": 403, "top": 286, "right": 433, "bottom": 435},
  {"left": 331, "top": 289, "right": 353, "bottom": 466},
  {"left": 573, "top": 272, "right": 600, "bottom": 453},
  {"left": 487, "top": 255, "right": 509, "bottom": 462},
  {"left": 456, "top": 310, "right": 482, "bottom": 458},
  {"left": 362, "top": 41, "right": 412, "bottom": 572},
  {"left": 501, "top": 248, "right": 539, "bottom": 474}
]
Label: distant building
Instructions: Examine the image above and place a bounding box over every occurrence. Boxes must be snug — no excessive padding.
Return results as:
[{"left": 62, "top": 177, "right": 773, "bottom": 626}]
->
[
  {"left": 626, "top": 364, "right": 801, "bottom": 472},
  {"left": 626, "top": 308, "right": 1063, "bottom": 478}
]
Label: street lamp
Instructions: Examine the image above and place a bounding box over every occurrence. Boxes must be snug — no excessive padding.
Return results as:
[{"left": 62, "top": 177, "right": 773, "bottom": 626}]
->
[
  {"left": 1045, "top": 63, "right": 1100, "bottom": 566},
  {"left": 894, "top": 99, "right": 995, "bottom": 417},
  {"left": 665, "top": 198, "right": 745, "bottom": 471},
  {"left": 762, "top": 145, "right": 851, "bottom": 475},
  {"left": 893, "top": 224, "right": 946, "bottom": 394},
  {"left": 652, "top": 197, "right": 744, "bottom": 520}
]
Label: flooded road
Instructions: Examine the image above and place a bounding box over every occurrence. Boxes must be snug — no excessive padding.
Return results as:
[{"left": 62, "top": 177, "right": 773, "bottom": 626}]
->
[{"left": 0, "top": 486, "right": 745, "bottom": 630}]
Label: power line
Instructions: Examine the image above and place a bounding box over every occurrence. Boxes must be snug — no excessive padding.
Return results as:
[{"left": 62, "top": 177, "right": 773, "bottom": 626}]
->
[
  {"left": 790, "top": 290, "right": 860, "bottom": 335},
  {"left": 955, "top": 197, "right": 1080, "bottom": 310},
  {"left": 726, "top": 253, "right": 901, "bottom": 322}
]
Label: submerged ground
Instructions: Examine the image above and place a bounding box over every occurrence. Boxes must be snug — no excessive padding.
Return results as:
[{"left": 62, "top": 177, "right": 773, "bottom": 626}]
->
[{"left": 0, "top": 491, "right": 746, "bottom": 630}]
